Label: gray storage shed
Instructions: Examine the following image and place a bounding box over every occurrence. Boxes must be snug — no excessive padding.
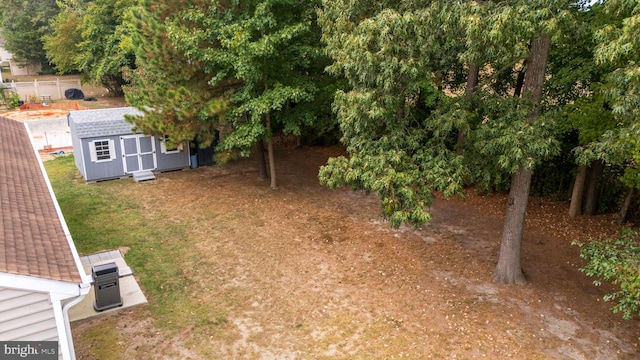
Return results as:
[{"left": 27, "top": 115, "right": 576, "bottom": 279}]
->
[{"left": 68, "top": 107, "right": 190, "bottom": 182}]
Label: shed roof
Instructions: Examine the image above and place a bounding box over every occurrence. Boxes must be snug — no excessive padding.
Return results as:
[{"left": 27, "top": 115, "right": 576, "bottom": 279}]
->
[
  {"left": 0, "top": 117, "right": 83, "bottom": 283},
  {"left": 68, "top": 107, "right": 143, "bottom": 139}
]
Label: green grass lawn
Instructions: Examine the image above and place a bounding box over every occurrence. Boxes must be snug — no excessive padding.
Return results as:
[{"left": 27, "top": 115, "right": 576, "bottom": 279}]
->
[{"left": 45, "top": 156, "right": 228, "bottom": 339}]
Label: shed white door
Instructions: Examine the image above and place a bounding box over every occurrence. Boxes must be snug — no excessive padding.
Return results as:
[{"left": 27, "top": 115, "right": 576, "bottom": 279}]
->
[{"left": 120, "top": 134, "right": 157, "bottom": 173}]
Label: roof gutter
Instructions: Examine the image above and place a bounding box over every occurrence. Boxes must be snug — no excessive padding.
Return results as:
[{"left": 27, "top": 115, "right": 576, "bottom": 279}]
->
[{"left": 61, "top": 282, "right": 91, "bottom": 360}]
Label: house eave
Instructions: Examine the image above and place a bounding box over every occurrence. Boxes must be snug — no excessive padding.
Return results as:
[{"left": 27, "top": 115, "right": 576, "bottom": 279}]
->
[{"left": 0, "top": 273, "right": 90, "bottom": 301}]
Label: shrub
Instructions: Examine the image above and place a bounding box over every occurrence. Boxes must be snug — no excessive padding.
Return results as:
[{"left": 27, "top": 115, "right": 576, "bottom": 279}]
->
[
  {"left": 27, "top": 94, "right": 39, "bottom": 104},
  {"left": 573, "top": 228, "right": 640, "bottom": 320},
  {"left": 8, "top": 92, "right": 20, "bottom": 109}
]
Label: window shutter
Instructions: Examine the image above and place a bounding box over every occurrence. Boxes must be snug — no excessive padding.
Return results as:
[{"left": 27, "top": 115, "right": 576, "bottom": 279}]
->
[
  {"left": 160, "top": 139, "right": 167, "bottom": 154},
  {"left": 109, "top": 139, "right": 116, "bottom": 160},
  {"left": 89, "top": 141, "right": 97, "bottom": 162}
]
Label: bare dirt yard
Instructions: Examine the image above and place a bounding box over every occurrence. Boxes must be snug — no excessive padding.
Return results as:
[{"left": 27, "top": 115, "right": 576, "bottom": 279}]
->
[
  {"left": 70, "top": 145, "right": 638, "bottom": 359},
  {"left": 0, "top": 76, "right": 126, "bottom": 121},
  {"left": 0, "top": 95, "right": 126, "bottom": 122}
]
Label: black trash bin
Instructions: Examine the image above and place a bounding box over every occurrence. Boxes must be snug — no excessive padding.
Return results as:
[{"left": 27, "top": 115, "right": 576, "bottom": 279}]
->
[{"left": 92, "top": 262, "right": 123, "bottom": 311}]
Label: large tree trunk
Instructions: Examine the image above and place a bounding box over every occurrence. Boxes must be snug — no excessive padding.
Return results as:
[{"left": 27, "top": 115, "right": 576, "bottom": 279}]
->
[
  {"left": 618, "top": 187, "right": 635, "bottom": 225},
  {"left": 494, "top": 170, "right": 531, "bottom": 284},
  {"left": 266, "top": 111, "right": 277, "bottom": 189},
  {"left": 494, "top": 35, "right": 550, "bottom": 284},
  {"left": 457, "top": 63, "right": 479, "bottom": 153},
  {"left": 583, "top": 160, "right": 603, "bottom": 215},
  {"left": 568, "top": 164, "right": 588, "bottom": 218}
]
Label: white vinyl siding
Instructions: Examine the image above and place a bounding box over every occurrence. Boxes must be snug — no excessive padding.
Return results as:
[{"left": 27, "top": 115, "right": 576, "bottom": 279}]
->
[
  {"left": 89, "top": 139, "right": 116, "bottom": 162},
  {"left": 0, "top": 288, "right": 58, "bottom": 342}
]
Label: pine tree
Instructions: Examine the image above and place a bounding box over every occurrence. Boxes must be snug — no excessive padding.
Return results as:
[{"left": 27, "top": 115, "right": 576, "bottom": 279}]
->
[
  {"left": 125, "top": 0, "right": 226, "bottom": 151},
  {"left": 127, "top": 0, "right": 329, "bottom": 188}
]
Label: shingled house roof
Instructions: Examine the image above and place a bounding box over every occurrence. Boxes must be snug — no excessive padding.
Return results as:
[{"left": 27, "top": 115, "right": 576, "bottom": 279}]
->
[
  {"left": 68, "top": 107, "right": 142, "bottom": 138},
  {"left": 0, "top": 117, "right": 82, "bottom": 283}
]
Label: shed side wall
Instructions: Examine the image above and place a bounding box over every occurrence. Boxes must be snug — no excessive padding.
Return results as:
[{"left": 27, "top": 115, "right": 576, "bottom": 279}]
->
[
  {"left": 156, "top": 139, "right": 190, "bottom": 172},
  {"left": 68, "top": 116, "right": 86, "bottom": 179},
  {"left": 82, "top": 136, "right": 125, "bottom": 182}
]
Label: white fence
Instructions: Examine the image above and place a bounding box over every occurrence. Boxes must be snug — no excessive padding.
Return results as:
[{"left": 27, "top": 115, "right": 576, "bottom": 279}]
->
[{"left": 9, "top": 78, "right": 82, "bottom": 101}]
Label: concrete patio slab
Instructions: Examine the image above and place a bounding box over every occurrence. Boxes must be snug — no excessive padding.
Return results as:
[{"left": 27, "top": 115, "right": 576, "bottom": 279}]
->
[{"left": 69, "top": 249, "right": 147, "bottom": 322}]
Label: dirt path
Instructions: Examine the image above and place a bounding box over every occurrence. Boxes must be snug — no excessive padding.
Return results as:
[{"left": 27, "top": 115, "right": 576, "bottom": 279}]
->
[{"left": 71, "top": 145, "right": 639, "bottom": 359}]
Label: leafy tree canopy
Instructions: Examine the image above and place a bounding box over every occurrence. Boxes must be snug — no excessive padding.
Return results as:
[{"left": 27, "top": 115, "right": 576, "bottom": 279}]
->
[
  {"left": 43, "top": 0, "right": 134, "bottom": 94},
  {"left": 574, "top": 0, "right": 640, "bottom": 188},
  {"left": 594, "top": 0, "right": 640, "bottom": 118},
  {"left": 318, "top": 0, "right": 568, "bottom": 227},
  {"left": 43, "top": 1, "right": 84, "bottom": 73},
  {"left": 165, "top": 0, "right": 326, "bottom": 155},
  {"left": 0, "top": 0, "right": 58, "bottom": 65}
]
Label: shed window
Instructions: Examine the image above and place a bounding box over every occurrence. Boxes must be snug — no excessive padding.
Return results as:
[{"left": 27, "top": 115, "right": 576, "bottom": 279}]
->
[
  {"left": 160, "top": 135, "right": 183, "bottom": 154},
  {"left": 90, "top": 139, "right": 116, "bottom": 162}
]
